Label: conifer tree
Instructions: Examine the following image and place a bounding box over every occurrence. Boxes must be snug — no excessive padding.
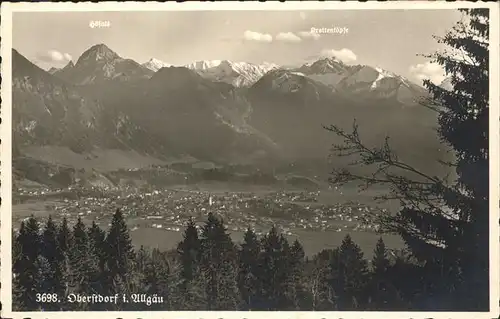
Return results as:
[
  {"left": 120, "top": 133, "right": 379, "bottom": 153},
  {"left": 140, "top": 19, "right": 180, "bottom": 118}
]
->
[
  {"left": 34, "top": 254, "right": 53, "bottom": 311},
  {"left": 199, "top": 213, "right": 240, "bottom": 310},
  {"left": 111, "top": 274, "right": 131, "bottom": 311},
  {"left": 12, "top": 227, "right": 26, "bottom": 311},
  {"left": 423, "top": 9, "right": 489, "bottom": 309},
  {"left": 40, "top": 216, "right": 64, "bottom": 310},
  {"left": 105, "top": 209, "right": 136, "bottom": 296},
  {"left": 369, "top": 237, "right": 393, "bottom": 310},
  {"left": 383, "top": 249, "right": 424, "bottom": 309},
  {"left": 329, "top": 234, "right": 369, "bottom": 310},
  {"left": 136, "top": 245, "right": 150, "bottom": 274},
  {"left": 372, "top": 237, "right": 390, "bottom": 276},
  {"left": 57, "top": 217, "right": 72, "bottom": 254},
  {"left": 288, "top": 239, "right": 308, "bottom": 310},
  {"left": 180, "top": 270, "right": 209, "bottom": 310},
  {"left": 310, "top": 249, "right": 337, "bottom": 310},
  {"left": 177, "top": 218, "right": 201, "bottom": 284},
  {"left": 238, "top": 227, "right": 262, "bottom": 310},
  {"left": 258, "top": 226, "right": 292, "bottom": 310},
  {"left": 56, "top": 217, "right": 72, "bottom": 310},
  {"left": 13, "top": 217, "right": 41, "bottom": 310},
  {"left": 141, "top": 248, "right": 171, "bottom": 310},
  {"left": 88, "top": 221, "right": 107, "bottom": 272},
  {"left": 177, "top": 219, "right": 204, "bottom": 309},
  {"left": 68, "top": 217, "right": 100, "bottom": 310},
  {"left": 41, "top": 215, "right": 59, "bottom": 262},
  {"left": 324, "top": 9, "right": 490, "bottom": 310},
  {"left": 86, "top": 221, "right": 110, "bottom": 310},
  {"left": 160, "top": 256, "right": 185, "bottom": 310}
]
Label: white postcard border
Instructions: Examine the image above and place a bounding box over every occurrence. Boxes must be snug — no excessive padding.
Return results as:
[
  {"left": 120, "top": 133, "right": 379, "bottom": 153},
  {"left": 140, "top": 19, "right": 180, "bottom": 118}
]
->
[{"left": 1, "top": 2, "right": 499, "bottom": 319}]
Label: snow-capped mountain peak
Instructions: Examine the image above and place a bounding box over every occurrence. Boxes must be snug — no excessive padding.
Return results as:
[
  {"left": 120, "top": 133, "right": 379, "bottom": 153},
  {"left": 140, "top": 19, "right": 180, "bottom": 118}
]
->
[
  {"left": 142, "top": 58, "right": 171, "bottom": 72},
  {"left": 186, "top": 60, "right": 279, "bottom": 87},
  {"left": 374, "top": 67, "right": 395, "bottom": 78},
  {"left": 296, "top": 57, "right": 346, "bottom": 74},
  {"left": 311, "top": 57, "right": 345, "bottom": 72},
  {"left": 185, "top": 60, "right": 223, "bottom": 71},
  {"left": 371, "top": 67, "right": 397, "bottom": 89}
]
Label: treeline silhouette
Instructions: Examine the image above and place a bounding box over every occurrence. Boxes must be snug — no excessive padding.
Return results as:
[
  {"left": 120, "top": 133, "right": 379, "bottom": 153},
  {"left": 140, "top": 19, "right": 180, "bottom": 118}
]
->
[{"left": 14, "top": 210, "right": 457, "bottom": 312}]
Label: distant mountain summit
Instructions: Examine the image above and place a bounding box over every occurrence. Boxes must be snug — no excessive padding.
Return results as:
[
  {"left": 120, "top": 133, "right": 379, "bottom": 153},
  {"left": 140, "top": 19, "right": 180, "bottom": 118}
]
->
[
  {"left": 50, "top": 60, "right": 74, "bottom": 76},
  {"left": 293, "top": 58, "right": 426, "bottom": 104},
  {"left": 251, "top": 68, "right": 332, "bottom": 99},
  {"left": 335, "top": 65, "right": 426, "bottom": 103},
  {"left": 61, "top": 60, "right": 75, "bottom": 71},
  {"left": 186, "top": 59, "right": 278, "bottom": 87},
  {"left": 298, "top": 57, "right": 349, "bottom": 75},
  {"left": 53, "top": 43, "right": 153, "bottom": 85},
  {"left": 295, "top": 58, "right": 352, "bottom": 88},
  {"left": 47, "top": 67, "right": 60, "bottom": 74},
  {"left": 142, "top": 58, "right": 171, "bottom": 72},
  {"left": 77, "top": 43, "right": 120, "bottom": 64}
]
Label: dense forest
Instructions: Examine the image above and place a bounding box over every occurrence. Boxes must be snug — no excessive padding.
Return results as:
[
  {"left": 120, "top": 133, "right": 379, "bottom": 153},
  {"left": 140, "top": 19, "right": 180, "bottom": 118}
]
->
[
  {"left": 12, "top": 8, "right": 490, "bottom": 312},
  {"left": 11, "top": 211, "right": 453, "bottom": 311}
]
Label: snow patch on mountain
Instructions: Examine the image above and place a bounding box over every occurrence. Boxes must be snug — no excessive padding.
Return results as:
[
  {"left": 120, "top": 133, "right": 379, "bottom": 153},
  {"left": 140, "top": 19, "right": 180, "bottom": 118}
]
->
[
  {"left": 398, "top": 76, "right": 412, "bottom": 88},
  {"left": 305, "top": 58, "right": 348, "bottom": 74},
  {"left": 185, "top": 60, "right": 223, "bottom": 70},
  {"left": 371, "top": 67, "right": 396, "bottom": 89},
  {"left": 187, "top": 60, "right": 278, "bottom": 87},
  {"left": 142, "top": 58, "right": 171, "bottom": 72}
]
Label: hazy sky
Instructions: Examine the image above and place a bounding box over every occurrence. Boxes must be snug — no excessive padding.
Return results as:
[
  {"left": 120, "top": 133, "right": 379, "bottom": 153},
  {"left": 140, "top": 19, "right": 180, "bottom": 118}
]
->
[{"left": 13, "top": 9, "right": 463, "bottom": 84}]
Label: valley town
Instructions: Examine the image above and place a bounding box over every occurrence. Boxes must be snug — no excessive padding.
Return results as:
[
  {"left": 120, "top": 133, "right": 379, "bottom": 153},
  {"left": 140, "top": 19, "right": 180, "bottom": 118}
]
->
[{"left": 13, "top": 184, "right": 385, "bottom": 238}]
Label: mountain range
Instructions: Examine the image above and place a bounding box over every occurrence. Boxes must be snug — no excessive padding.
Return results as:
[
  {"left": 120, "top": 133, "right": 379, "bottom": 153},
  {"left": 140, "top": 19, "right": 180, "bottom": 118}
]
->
[
  {"left": 12, "top": 44, "right": 450, "bottom": 187},
  {"left": 139, "top": 56, "right": 425, "bottom": 102}
]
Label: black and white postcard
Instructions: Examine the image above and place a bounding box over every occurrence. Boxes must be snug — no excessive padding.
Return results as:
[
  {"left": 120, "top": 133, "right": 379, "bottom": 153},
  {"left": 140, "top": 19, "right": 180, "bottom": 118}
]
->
[{"left": 1, "top": 2, "right": 499, "bottom": 318}]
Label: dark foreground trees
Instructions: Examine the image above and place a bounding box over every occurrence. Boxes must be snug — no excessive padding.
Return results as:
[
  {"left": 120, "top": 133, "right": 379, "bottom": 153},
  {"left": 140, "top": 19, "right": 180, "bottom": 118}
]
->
[
  {"left": 324, "top": 8, "right": 490, "bottom": 310},
  {"left": 13, "top": 218, "right": 41, "bottom": 310},
  {"left": 14, "top": 206, "right": 484, "bottom": 311},
  {"left": 14, "top": 211, "right": 421, "bottom": 311}
]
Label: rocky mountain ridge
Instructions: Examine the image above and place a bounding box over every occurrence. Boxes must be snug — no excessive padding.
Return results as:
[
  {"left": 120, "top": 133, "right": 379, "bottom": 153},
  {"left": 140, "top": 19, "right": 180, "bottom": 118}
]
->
[
  {"left": 13, "top": 44, "right": 449, "bottom": 186},
  {"left": 53, "top": 44, "right": 153, "bottom": 85}
]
